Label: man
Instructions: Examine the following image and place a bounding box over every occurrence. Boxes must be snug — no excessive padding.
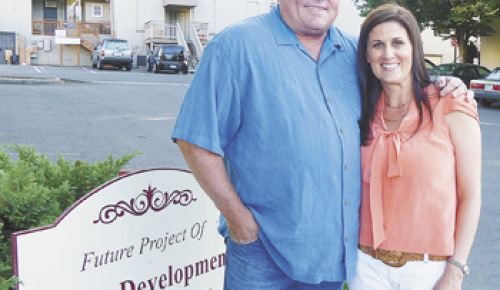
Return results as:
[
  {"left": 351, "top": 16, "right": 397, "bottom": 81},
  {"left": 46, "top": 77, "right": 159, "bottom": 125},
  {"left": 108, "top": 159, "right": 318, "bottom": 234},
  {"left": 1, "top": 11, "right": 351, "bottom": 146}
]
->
[{"left": 171, "top": 1, "right": 468, "bottom": 289}]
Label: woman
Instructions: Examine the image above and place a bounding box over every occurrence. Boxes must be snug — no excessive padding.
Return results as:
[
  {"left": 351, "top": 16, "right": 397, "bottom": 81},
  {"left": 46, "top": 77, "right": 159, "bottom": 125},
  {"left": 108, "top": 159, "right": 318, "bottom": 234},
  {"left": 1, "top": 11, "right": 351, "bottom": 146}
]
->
[{"left": 351, "top": 4, "right": 481, "bottom": 290}]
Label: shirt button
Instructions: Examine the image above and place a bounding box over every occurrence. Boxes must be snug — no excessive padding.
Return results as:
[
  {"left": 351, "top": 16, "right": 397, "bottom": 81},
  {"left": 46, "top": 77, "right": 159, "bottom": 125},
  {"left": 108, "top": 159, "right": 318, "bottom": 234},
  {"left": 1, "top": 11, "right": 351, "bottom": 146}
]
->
[
  {"left": 343, "top": 200, "right": 349, "bottom": 207},
  {"left": 327, "top": 96, "right": 333, "bottom": 102},
  {"left": 339, "top": 128, "right": 344, "bottom": 134},
  {"left": 344, "top": 236, "right": 349, "bottom": 242},
  {"left": 343, "top": 164, "right": 348, "bottom": 171}
]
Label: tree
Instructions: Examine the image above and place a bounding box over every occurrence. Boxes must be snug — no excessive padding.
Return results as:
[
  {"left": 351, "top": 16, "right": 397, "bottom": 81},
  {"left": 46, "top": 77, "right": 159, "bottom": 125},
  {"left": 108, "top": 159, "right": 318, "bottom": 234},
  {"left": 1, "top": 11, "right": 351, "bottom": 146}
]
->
[{"left": 352, "top": 0, "right": 500, "bottom": 63}]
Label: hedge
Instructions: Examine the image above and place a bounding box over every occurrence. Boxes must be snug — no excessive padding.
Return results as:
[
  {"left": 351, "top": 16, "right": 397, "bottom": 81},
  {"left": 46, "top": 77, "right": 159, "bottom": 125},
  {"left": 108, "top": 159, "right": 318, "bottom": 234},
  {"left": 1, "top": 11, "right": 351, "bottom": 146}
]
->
[{"left": 0, "top": 146, "right": 136, "bottom": 289}]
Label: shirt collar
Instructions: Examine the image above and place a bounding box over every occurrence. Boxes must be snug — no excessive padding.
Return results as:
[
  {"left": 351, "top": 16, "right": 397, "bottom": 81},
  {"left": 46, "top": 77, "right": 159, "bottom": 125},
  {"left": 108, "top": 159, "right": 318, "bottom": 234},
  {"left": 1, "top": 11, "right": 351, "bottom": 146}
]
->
[{"left": 270, "top": 4, "right": 343, "bottom": 53}]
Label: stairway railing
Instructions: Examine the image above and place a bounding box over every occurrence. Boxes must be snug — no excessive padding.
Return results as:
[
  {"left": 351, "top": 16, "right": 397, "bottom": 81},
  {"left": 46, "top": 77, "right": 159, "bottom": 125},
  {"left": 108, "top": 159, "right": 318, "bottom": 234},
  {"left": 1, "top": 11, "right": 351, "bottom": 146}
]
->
[
  {"left": 190, "top": 23, "right": 204, "bottom": 66},
  {"left": 176, "top": 22, "right": 191, "bottom": 63}
]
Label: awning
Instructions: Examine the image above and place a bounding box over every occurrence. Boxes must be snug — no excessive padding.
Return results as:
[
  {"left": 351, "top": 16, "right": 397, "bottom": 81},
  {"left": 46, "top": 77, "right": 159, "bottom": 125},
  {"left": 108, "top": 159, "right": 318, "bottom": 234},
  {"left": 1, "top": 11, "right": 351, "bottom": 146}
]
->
[{"left": 163, "top": 0, "right": 198, "bottom": 7}]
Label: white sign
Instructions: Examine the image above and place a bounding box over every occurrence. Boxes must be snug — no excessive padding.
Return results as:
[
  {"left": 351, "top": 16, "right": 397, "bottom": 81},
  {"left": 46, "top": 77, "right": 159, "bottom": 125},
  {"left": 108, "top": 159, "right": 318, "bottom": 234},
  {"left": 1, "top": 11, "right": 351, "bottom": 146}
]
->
[
  {"left": 54, "top": 37, "right": 81, "bottom": 45},
  {"left": 54, "top": 30, "right": 81, "bottom": 45},
  {"left": 13, "top": 169, "right": 225, "bottom": 290},
  {"left": 55, "top": 30, "right": 66, "bottom": 38}
]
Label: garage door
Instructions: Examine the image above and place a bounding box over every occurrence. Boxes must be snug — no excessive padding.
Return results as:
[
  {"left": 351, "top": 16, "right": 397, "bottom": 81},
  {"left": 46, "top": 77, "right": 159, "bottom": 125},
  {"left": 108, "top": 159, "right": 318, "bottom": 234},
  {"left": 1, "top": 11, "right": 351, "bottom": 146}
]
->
[{"left": 0, "top": 32, "right": 15, "bottom": 51}]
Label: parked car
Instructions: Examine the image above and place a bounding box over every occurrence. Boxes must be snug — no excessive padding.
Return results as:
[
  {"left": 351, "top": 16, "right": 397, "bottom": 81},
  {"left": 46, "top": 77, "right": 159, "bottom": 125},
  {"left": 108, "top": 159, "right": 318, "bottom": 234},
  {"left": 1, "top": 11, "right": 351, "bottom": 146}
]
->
[
  {"left": 429, "top": 63, "right": 490, "bottom": 88},
  {"left": 470, "top": 67, "right": 500, "bottom": 107},
  {"left": 147, "top": 45, "right": 188, "bottom": 74},
  {"left": 92, "top": 39, "right": 133, "bottom": 71},
  {"left": 424, "top": 58, "right": 436, "bottom": 73}
]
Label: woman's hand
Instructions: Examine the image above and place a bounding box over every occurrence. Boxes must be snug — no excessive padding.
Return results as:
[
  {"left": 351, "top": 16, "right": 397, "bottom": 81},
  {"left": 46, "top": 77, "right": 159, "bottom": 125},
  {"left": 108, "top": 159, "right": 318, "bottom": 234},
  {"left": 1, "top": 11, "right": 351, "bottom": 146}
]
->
[{"left": 433, "top": 264, "right": 464, "bottom": 290}]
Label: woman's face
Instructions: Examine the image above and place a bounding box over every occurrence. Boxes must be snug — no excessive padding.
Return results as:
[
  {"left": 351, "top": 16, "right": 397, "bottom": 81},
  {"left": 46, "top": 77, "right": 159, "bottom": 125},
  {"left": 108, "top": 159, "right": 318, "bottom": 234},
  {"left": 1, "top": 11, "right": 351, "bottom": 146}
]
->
[{"left": 366, "top": 21, "right": 413, "bottom": 87}]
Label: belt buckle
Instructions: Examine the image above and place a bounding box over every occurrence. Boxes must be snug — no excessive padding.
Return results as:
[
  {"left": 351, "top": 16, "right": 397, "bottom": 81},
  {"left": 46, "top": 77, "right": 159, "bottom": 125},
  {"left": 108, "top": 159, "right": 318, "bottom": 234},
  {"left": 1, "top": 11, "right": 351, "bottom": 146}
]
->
[{"left": 376, "top": 249, "right": 407, "bottom": 267}]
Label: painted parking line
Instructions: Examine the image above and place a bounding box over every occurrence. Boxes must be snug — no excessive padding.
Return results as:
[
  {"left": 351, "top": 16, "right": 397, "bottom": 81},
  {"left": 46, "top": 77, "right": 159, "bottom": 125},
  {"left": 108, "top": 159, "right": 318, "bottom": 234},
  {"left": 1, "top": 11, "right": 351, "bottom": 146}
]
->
[
  {"left": 485, "top": 159, "right": 500, "bottom": 167},
  {"left": 81, "top": 67, "right": 98, "bottom": 75},
  {"left": 480, "top": 122, "right": 500, "bottom": 128},
  {"left": 90, "top": 81, "right": 190, "bottom": 86},
  {"left": 33, "top": 66, "right": 43, "bottom": 74},
  {"left": 142, "top": 116, "right": 176, "bottom": 121}
]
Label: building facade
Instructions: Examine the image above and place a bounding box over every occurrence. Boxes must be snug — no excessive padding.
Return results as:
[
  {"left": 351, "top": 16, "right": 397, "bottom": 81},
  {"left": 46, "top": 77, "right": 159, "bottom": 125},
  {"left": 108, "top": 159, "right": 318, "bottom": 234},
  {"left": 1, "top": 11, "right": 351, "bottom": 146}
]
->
[
  {"left": 0, "top": 1, "right": 31, "bottom": 65},
  {"left": 3, "top": 0, "right": 493, "bottom": 68},
  {"left": 0, "top": 0, "right": 279, "bottom": 67},
  {"left": 480, "top": 18, "right": 500, "bottom": 70}
]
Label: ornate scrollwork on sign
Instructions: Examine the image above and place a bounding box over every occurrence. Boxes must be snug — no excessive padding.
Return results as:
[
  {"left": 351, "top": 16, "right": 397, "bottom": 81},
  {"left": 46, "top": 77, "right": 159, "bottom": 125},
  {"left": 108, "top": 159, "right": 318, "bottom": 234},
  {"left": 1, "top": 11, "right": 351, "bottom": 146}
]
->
[{"left": 93, "top": 186, "right": 197, "bottom": 225}]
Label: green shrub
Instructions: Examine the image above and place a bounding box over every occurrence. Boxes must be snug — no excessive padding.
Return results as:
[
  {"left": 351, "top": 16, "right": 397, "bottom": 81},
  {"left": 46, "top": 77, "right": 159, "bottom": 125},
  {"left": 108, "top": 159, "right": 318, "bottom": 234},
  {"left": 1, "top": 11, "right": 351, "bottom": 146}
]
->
[{"left": 0, "top": 146, "right": 137, "bottom": 289}]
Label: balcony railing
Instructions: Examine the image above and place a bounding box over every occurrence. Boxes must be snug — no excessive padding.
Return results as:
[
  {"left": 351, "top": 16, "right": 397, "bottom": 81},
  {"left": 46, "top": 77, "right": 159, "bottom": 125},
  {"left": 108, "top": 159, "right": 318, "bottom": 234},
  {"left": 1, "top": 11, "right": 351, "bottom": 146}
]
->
[
  {"left": 144, "top": 21, "right": 178, "bottom": 40},
  {"left": 144, "top": 21, "right": 209, "bottom": 42},
  {"left": 32, "top": 20, "right": 61, "bottom": 36},
  {"left": 191, "top": 22, "right": 209, "bottom": 42},
  {"left": 32, "top": 20, "right": 111, "bottom": 36}
]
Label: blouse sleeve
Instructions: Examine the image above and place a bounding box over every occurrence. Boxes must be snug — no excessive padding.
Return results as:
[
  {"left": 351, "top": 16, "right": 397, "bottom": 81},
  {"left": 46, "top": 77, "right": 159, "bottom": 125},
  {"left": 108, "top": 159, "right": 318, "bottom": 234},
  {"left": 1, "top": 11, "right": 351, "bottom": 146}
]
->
[{"left": 442, "top": 94, "right": 479, "bottom": 121}]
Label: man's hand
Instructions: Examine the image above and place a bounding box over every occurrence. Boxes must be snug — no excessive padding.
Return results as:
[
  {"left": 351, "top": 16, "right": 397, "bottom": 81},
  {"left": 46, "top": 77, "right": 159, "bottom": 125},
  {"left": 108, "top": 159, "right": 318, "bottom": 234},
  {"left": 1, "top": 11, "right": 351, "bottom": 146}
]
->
[
  {"left": 176, "top": 140, "right": 260, "bottom": 245},
  {"left": 436, "top": 76, "right": 474, "bottom": 102},
  {"left": 227, "top": 208, "right": 260, "bottom": 245}
]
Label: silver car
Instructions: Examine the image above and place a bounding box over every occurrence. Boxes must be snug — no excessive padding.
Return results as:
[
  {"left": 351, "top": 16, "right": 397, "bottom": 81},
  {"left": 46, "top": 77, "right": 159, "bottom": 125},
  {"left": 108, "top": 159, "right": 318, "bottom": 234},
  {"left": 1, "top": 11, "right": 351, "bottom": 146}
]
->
[
  {"left": 92, "top": 39, "right": 133, "bottom": 71},
  {"left": 471, "top": 67, "right": 500, "bottom": 107}
]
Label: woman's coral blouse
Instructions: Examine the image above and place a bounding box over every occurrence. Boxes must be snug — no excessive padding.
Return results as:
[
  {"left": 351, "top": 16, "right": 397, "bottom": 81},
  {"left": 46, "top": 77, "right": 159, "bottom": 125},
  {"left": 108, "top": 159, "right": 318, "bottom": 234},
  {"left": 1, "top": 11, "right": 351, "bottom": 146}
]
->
[{"left": 359, "top": 87, "right": 479, "bottom": 256}]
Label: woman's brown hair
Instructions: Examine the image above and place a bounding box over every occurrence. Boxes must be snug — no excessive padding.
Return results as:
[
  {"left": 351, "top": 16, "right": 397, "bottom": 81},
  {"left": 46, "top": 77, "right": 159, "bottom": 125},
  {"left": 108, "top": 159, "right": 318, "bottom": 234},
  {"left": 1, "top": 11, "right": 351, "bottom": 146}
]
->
[{"left": 357, "top": 3, "right": 433, "bottom": 145}]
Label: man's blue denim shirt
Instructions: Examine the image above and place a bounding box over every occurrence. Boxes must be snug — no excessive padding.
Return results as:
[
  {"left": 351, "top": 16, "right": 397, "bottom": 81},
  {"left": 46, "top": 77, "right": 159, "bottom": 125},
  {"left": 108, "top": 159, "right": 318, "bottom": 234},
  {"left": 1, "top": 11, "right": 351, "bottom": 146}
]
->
[{"left": 172, "top": 6, "right": 362, "bottom": 284}]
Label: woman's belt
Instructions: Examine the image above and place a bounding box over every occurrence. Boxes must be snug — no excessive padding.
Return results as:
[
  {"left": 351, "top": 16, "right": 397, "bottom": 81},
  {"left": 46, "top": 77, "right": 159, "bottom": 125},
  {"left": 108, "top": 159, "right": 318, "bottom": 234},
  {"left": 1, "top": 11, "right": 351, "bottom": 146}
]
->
[{"left": 359, "top": 245, "right": 449, "bottom": 267}]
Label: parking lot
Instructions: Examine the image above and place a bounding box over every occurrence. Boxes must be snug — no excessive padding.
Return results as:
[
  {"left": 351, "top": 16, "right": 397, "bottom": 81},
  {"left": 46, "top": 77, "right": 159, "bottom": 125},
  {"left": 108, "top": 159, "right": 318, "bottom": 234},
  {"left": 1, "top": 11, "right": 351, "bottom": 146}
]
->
[
  {"left": 0, "top": 64, "right": 499, "bottom": 289},
  {"left": 0, "top": 63, "right": 193, "bottom": 85}
]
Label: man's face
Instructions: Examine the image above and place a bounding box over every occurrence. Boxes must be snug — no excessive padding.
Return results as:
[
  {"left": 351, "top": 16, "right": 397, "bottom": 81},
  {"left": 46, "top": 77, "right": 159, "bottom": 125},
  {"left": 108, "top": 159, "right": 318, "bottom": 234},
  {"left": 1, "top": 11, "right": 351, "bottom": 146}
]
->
[{"left": 280, "top": 0, "right": 340, "bottom": 37}]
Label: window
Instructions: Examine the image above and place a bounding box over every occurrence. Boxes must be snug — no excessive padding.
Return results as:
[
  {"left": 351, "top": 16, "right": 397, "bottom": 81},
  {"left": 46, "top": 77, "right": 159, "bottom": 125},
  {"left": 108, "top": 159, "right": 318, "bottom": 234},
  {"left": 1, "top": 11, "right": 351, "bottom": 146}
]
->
[
  {"left": 91, "top": 4, "right": 104, "bottom": 18},
  {"left": 104, "top": 40, "right": 129, "bottom": 50},
  {"left": 477, "top": 67, "right": 490, "bottom": 78},
  {"left": 457, "top": 68, "right": 476, "bottom": 78},
  {"left": 45, "top": 1, "right": 57, "bottom": 8},
  {"left": 67, "top": 0, "right": 82, "bottom": 23},
  {"left": 486, "top": 68, "right": 500, "bottom": 81}
]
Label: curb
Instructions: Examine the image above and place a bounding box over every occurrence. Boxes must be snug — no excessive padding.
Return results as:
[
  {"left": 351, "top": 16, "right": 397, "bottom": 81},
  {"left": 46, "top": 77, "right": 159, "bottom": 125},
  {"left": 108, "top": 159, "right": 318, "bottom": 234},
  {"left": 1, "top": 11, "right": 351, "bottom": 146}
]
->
[
  {"left": 0, "top": 75, "right": 194, "bottom": 85},
  {"left": 0, "top": 76, "right": 92, "bottom": 85},
  {"left": 0, "top": 76, "right": 63, "bottom": 85}
]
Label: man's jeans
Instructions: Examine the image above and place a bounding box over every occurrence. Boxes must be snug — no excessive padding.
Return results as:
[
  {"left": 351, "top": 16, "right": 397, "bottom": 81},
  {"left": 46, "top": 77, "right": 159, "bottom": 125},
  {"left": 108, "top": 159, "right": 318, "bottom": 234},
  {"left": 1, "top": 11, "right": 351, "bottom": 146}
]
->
[{"left": 224, "top": 238, "right": 344, "bottom": 290}]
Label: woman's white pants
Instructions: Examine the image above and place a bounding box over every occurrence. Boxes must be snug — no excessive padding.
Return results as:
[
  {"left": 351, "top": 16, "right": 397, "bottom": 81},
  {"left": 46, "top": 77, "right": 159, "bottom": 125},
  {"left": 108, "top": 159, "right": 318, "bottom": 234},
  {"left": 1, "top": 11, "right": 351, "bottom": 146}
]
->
[{"left": 349, "top": 250, "right": 447, "bottom": 290}]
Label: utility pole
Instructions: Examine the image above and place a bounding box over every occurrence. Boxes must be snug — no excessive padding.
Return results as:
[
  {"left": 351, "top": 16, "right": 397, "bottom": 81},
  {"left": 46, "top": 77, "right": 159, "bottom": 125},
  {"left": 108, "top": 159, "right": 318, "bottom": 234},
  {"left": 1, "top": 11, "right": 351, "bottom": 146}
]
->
[
  {"left": 211, "top": 0, "right": 217, "bottom": 37},
  {"left": 110, "top": 0, "right": 115, "bottom": 38}
]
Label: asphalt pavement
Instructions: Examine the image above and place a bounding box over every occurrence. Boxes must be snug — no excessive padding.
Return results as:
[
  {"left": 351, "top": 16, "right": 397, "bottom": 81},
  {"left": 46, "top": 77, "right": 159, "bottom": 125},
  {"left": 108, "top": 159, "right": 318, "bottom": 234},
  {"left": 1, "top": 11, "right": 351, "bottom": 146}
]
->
[
  {"left": 0, "top": 64, "right": 499, "bottom": 289},
  {"left": 0, "top": 63, "right": 193, "bottom": 85}
]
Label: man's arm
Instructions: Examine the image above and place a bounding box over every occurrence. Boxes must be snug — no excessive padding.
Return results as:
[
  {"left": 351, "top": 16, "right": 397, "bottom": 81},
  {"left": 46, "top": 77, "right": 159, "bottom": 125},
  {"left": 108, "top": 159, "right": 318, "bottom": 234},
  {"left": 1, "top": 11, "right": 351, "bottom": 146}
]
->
[{"left": 177, "top": 139, "right": 259, "bottom": 244}]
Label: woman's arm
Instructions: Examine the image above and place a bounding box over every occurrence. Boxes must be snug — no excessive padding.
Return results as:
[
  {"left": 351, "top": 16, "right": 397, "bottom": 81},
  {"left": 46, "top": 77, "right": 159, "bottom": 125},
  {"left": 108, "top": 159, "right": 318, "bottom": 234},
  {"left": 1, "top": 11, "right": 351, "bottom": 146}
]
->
[{"left": 434, "top": 111, "right": 482, "bottom": 290}]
